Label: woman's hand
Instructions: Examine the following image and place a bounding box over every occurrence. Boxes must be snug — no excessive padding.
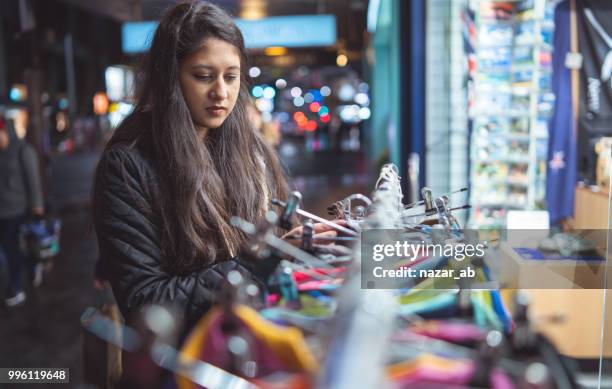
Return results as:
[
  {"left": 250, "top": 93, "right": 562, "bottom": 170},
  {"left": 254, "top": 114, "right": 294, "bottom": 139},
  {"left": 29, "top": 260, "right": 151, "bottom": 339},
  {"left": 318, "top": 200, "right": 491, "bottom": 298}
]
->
[
  {"left": 282, "top": 219, "right": 351, "bottom": 246},
  {"left": 32, "top": 206, "right": 45, "bottom": 217}
]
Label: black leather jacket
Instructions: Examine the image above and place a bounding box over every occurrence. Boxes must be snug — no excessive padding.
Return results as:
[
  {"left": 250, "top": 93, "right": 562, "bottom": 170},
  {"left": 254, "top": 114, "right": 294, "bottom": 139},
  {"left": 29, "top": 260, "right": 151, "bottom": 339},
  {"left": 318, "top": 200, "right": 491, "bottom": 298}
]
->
[{"left": 93, "top": 141, "right": 277, "bottom": 327}]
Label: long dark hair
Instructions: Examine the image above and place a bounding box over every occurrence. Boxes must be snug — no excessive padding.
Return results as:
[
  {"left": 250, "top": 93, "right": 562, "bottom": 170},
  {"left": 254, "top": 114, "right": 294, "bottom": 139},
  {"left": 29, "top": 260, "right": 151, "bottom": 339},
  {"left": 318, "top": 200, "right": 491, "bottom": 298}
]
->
[{"left": 100, "top": 1, "right": 288, "bottom": 274}]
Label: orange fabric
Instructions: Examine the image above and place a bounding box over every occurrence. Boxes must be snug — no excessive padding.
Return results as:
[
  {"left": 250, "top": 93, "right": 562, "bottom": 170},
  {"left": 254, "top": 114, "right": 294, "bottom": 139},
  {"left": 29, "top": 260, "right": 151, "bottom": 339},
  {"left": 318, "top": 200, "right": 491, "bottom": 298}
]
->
[{"left": 386, "top": 354, "right": 470, "bottom": 380}]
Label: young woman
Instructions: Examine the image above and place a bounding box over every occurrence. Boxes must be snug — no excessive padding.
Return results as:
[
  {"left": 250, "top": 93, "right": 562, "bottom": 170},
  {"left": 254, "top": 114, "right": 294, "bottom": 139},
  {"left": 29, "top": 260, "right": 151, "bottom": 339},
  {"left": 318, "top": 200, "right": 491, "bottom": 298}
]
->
[{"left": 93, "top": 1, "right": 337, "bottom": 329}]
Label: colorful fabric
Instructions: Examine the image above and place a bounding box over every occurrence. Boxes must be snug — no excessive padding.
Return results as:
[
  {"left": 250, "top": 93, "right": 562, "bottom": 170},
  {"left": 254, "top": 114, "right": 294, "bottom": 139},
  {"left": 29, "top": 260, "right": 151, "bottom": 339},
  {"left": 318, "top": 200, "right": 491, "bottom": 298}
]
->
[
  {"left": 409, "top": 321, "right": 485, "bottom": 344},
  {"left": 177, "top": 305, "right": 317, "bottom": 389},
  {"left": 387, "top": 354, "right": 515, "bottom": 389},
  {"left": 260, "top": 295, "right": 336, "bottom": 326}
]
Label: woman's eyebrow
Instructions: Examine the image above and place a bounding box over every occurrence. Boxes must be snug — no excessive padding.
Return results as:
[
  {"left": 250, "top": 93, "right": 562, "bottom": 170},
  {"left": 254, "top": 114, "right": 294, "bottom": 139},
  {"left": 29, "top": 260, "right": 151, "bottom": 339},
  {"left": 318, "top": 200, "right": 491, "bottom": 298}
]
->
[
  {"left": 191, "top": 64, "right": 240, "bottom": 71},
  {"left": 191, "top": 64, "right": 214, "bottom": 71}
]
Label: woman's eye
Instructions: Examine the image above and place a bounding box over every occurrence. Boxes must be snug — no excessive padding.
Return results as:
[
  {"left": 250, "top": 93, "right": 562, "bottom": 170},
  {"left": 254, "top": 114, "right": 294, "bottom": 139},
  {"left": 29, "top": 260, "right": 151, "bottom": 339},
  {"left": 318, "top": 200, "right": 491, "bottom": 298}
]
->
[
  {"left": 195, "top": 74, "right": 213, "bottom": 81},
  {"left": 225, "top": 75, "right": 238, "bottom": 82}
]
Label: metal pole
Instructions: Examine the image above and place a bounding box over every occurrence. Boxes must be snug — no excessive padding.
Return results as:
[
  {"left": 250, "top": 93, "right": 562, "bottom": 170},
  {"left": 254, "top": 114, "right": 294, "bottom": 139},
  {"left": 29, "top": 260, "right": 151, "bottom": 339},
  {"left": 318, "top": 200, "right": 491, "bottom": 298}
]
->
[
  {"left": 64, "top": 33, "right": 77, "bottom": 119},
  {"left": 0, "top": 6, "right": 7, "bottom": 99}
]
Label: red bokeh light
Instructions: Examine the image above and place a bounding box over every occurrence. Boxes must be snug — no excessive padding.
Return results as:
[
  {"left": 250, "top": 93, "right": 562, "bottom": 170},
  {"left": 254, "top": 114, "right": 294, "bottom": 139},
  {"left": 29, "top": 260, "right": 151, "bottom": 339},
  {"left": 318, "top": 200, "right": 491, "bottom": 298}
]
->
[{"left": 305, "top": 120, "right": 317, "bottom": 132}]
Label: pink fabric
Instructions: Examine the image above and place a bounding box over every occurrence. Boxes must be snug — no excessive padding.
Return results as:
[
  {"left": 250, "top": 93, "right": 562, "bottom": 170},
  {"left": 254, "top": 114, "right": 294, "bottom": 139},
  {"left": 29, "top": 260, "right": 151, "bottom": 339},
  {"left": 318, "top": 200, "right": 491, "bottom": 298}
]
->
[
  {"left": 411, "top": 321, "right": 485, "bottom": 343},
  {"left": 197, "top": 313, "right": 288, "bottom": 378}
]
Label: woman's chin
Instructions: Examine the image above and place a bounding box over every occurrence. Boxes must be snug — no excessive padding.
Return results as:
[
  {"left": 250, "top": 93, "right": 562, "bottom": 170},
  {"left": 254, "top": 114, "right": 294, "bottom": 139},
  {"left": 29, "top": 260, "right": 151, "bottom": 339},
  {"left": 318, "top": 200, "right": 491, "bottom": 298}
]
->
[{"left": 202, "top": 118, "right": 226, "bottom": 129}]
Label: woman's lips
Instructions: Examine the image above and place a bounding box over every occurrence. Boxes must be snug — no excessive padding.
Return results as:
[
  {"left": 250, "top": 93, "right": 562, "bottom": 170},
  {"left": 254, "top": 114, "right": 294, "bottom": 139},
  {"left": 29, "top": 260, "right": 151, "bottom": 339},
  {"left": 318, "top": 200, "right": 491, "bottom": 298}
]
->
[{"left": 206, "top": 107, "right": 226, "bottom": 116}]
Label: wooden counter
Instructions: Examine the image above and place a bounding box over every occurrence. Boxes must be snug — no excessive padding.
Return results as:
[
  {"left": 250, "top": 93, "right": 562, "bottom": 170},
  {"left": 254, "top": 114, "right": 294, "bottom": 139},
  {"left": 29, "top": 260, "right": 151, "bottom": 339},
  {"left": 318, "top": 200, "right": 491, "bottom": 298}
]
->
[
  {"left": 574, "top": 186, "right": 610, "bottom": 229},
  {"left": 498, "top": 188, "right": 612, "bottom": 359},
  {"left": 529, "top": 289, "right": 612, "bottom": 358}
]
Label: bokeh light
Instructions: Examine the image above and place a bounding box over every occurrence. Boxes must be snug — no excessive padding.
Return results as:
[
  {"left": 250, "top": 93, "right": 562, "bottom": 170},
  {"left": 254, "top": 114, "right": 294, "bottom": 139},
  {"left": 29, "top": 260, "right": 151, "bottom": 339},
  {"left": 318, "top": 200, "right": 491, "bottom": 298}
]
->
[
  {"left": 355, "top": 92, "right": 370, "bottom": 106},
  {"left": 252, "top": 86, "right": 264, "bottom": 98},
  {"left": 249, "top": 66, "right": 261, "bottom": 78},
  {"left": 358, "top": 107, "right": 371, "bottom": 120},
  {"left": 290, "top": 87, "right": 302, "bottom": 98},
  {"left": 293, "top": 96, "right": 305, "bottom": 107},
  {"left": 275, "top": 79, "right": 287, "bottom": 89},
  {"left": 309, "top": 102, "right": 321, "bottom": 113},
  {"left": 305, "top": 120, "right": 317, "bottom": 132},
  {"left": 263, "top": 86, "right": 276, "bottom": 99}
]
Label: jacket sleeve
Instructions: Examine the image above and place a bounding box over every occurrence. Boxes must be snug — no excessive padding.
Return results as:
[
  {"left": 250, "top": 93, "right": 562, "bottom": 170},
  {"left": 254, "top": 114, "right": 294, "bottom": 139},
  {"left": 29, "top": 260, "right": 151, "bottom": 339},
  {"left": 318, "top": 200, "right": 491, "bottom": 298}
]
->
[
  {"left": 20, "top": 144, "right": 44, "bottom": 210},
  {"left": 93, "top": 146, "right": 277, "bottom": 326}
]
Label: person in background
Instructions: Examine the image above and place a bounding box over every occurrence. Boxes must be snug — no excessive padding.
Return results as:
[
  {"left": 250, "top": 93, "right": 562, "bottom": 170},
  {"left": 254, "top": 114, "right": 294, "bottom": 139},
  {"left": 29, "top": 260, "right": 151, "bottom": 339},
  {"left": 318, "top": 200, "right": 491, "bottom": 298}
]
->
[
  {"left": 247, "top": 101, "right": 281, "bottom": 147},
  {"left": 0, "top": 116, "right": 44, "bottom": 307},
  {"left": 246, "top": 101, "right": 263, "bottom": 134}
]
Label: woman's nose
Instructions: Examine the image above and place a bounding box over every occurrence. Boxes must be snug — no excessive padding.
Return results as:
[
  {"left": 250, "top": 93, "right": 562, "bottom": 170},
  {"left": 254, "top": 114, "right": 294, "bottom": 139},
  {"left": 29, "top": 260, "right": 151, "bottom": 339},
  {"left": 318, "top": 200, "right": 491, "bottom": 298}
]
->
[{"left": 210, "top": 79, "right": 228, "bottom": 100}]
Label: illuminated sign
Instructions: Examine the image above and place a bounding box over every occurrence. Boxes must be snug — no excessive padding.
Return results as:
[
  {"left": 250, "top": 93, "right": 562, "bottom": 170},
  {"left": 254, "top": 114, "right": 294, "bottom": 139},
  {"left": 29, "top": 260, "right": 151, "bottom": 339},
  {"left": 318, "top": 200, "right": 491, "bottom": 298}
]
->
[
  {"left": 122, "top": 15, "right": 337, "bottom": 53},
  {"left": 105, "top": 66, "right": 135, "bottom": 101},
  {"left": 122, "top": 21, "right": 157, "bottom": 53},
  {"left": 235, "top": 15, "right": 336, "bottom": 49}
]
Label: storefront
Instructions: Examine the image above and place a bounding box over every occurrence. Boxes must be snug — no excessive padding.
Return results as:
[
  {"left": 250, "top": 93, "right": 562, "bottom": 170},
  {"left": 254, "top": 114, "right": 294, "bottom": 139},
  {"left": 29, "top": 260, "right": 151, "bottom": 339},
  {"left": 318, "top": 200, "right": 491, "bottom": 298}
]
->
[{"left": 366, "top": 0, "right": 612, "bottom": 383}]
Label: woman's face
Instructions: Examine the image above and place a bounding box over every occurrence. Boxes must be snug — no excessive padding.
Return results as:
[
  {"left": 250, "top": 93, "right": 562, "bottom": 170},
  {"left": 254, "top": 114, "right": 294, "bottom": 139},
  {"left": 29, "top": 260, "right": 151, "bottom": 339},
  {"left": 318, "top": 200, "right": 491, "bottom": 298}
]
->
[{"left": 179, "top": 38, "right": 241, "bottom": 134}]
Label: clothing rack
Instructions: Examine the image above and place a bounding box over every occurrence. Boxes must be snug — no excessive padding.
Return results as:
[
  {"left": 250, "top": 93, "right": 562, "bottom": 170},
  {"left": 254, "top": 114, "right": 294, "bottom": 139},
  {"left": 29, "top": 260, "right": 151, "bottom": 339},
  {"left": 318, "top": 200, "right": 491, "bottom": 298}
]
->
[{"left": 82, "top": 162, "right": 579, "bottom": 389}]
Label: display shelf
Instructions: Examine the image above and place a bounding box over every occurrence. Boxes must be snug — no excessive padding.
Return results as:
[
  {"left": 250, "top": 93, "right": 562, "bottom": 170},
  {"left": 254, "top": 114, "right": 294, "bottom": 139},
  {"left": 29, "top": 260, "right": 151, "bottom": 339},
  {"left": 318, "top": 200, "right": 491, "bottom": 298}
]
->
[
  {"left": 466, "top": 0, "right": 554, "bottom": 228},
  {"left": 507, "top": 179, "right": 529, "bottom": 187},
  {"left": 476, "top": 157, "right": 531, "bottom": 164},
  {"left": 477, "top": 41, "right": 553, "bottom": 50},
  {"left": 506, "top": 133, "right": 531, "bottom": 141},
  {"left": 470, "top": 110, "right": 533, "bottom": 118}
]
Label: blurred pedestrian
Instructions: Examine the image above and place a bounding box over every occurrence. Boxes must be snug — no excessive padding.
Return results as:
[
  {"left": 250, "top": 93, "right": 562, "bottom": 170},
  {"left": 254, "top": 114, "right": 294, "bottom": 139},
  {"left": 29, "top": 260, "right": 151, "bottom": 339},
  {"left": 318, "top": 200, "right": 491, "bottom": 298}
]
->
[
  {"left": 247, "top": 101, "right": 281, "bottom": 147},
  {"left": 0, "top": 116, "right": 44, "bottom": 307}
]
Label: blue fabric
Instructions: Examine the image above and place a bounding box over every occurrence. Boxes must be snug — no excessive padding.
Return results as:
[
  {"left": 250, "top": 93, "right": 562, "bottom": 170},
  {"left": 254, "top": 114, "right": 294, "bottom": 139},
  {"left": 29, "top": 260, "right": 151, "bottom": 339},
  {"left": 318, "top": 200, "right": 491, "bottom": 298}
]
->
[
  {"left": 547, "top": 0, "right": 577, "bottom": 224},
  {"left": 481, "top": 265, "right": 512, "bottom": 332},
  {"left": 489, "top": 290, "right": 512, "bottom": 333},
  {"left": 514, "top": 247, "right": 605, "bottom": 261}
]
